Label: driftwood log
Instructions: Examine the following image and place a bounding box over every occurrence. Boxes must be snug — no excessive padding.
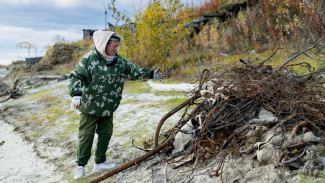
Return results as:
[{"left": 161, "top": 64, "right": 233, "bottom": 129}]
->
[
  {"left": 0, "top": 79, "right": 21, "bottom": 103},
  {"left": 33, "top": 74, "right": 68, "bottom": 80}
]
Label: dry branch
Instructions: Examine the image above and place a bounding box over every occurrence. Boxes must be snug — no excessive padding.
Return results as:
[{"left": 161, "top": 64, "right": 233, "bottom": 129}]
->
[
  {"left": 273, "top": 38, "right": 322, "bottom": 73},
  {"left": 87, "top": 128, "right": 173, "bottom": 183},
  {"left": 0, "top": 79, "right": 22, "bottom": 103},
  {"left": 289, "top": 121, "right": 308, "bottom": 140}
]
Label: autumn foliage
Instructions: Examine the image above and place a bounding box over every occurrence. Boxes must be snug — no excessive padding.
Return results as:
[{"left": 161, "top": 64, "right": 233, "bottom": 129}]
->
[
  {"left": 111, "top": 0, "right": 194, "bottom": 72},
  {"left": 108, "top": 0, "right": 325, "bottom": 75},
  {"left": 194, "top": 0, "right": 325, "bottom": 53}
]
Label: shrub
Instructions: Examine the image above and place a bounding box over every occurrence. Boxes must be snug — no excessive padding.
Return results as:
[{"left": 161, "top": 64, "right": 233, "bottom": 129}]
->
[{"left": 109, "top": 0, "right": 194, "bottom": 72}]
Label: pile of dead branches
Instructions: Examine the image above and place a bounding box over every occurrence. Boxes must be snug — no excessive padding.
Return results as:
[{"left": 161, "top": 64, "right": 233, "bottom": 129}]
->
[
  {"left": 88, "top": 40, "right": 325, "bottom": 183},
  {"left": 157, "top": 41, "right": 325, "bottom": 179},
  {"left": 167, "top": 63, "right": 324, "bottom": 171}
]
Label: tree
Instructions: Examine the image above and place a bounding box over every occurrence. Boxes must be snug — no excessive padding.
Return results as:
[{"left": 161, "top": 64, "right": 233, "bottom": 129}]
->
[
  {"left": 108, "top": 0, "right": 193, "bottom": 71},
  {"left": 52, "top": 35, "right": 66, "bottom": 44}
]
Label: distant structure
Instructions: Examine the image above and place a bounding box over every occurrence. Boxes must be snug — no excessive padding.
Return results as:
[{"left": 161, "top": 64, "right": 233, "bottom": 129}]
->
[
  {"left": 82, "top": 21, "right": 133, "bottom": 40},
  {"left": 82, "top": 29, "right": 98, "bottom": 40},
  {"left": 107, "top": 22, "right": 114, "bottom": 30},
  {"left": 125, "top": 22, "right": 135, "bottom": 33},
  {"left": 185, "top": 0, "right": 248, "bottom": 34},
  {"left": 110, "top": 22, "right": 135, "bottom": 33},
  {"left": 83, "top": 21, "right": 116, "bottom": 40},
  {"left": 26, "top": 57, "right": 42, "bottom": 65},
  {"left": 184, "top": 13, "right": 225, "bottom": 34}
]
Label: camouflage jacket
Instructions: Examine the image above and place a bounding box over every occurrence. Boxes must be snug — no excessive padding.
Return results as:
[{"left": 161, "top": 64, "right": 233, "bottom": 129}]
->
[{"left": 68, "top": 48, "right": 153, "bottom": 117}]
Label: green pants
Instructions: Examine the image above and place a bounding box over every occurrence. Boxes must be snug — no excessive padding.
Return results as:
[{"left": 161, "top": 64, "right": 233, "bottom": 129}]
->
[{"left": 76, "top": 113, "right": 113, "bottom": 165}]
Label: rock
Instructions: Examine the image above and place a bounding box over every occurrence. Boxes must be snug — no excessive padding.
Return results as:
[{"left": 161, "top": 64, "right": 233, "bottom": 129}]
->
[
  {"left": 258, "top": 107, "right": 275, "bottom": 119},
  {"left": 172, "top": 121, "right": 195, "bottom": 154},
  {"left": 262, "top": 131, "right": 284, "bottom": 146},
  {"left": 241, "top": 144, "right": 254, "bottom": 154},
  {"left": 321, "top": 157, "right": 325, "bottom": 168},
  {"left": 303, "top": 131, "right": 321, "bottom": 143},
  {"left": 268, "top": 135, "right": 284, "bottom": 146},
  {"left": 250, "top": 107, "right": 278, "bottom": 123},
  {"left": 263, "top": 131, "right": 276, "bottom": 142},
  {"left": 254, "top": 142, "right": 275, "bottom": 165}
]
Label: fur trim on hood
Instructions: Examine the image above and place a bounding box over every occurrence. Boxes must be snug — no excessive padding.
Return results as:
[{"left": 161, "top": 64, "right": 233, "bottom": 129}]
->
[{"left": 93, "top": 30, "right": 120, "bottom": 60}]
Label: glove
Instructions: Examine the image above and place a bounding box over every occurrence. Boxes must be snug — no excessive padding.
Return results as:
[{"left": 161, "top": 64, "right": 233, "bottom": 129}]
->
[
  {"left": 71, "top": 96, "right": 82, "bottom": 109},
  {"left": 153, "top": 68, "right": 162, "bottom": 81}
]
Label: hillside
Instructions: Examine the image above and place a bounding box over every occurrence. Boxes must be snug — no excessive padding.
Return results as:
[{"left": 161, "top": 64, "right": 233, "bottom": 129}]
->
[
  {"left": 1, "top": 62, "right": 325, "bottom": 183},
  {"left": 1, "top": 0, "right": 325, "bottom": 182}
]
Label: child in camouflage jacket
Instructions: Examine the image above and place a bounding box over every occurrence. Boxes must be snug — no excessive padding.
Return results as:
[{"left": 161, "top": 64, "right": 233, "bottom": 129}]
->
[{"left": 68, "top": 30, "right": 159, "bottom": 179}]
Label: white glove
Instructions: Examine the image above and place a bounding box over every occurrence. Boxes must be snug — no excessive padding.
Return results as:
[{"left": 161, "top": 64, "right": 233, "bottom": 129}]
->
[
  {"left": 153, "top": 68, "right": 162, "bottom": 81},
  {"left": 71, "top": 96, "right": 82, "bottom": 109}
]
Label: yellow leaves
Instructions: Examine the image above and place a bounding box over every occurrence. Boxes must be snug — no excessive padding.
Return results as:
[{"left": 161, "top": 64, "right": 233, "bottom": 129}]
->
[
  {"left": 194, "top": 20, "right": 220, "bottom": 56},
  {"left": 293, "top": 15, "right": 302, "bottom": 28},
  {"left": 114, "top": 0, "right": 193, "bottom": 70},
  {"left": 142, "top": 2, "right": 165, "bottom": 23}
]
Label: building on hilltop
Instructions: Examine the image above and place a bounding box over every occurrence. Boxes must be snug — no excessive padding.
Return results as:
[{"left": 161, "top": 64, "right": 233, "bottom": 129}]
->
[
  {"left": 26, "top": 57, "right": 43, "bottom": 65},
  {"left": 83, "top": 22, "right": 115, "bottom": 40},
  {"left": 82, "top": 21, "right": 135, "bottom": 40},
  {"left": 82, "top": 29, "right": 98, "bottom": 40}
]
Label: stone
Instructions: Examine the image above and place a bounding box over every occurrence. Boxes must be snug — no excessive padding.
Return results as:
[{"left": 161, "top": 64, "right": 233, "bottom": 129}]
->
[
  {"left": 303, "top": 131, "right": 321, "bottom": 143},
  {"left": 250, "top": 107, "right": 278, "bottom": 123},
  {"left": 172, "top": 121, "right": 194, "bottom": 154},
  {"left": 254, "top": 142, "right": 275, "bottom": 165}
]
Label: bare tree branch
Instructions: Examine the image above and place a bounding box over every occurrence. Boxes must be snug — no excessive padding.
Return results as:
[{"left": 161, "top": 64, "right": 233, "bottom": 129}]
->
[{"left": 273, "top": 38, "right": 322, "bottom": 73}]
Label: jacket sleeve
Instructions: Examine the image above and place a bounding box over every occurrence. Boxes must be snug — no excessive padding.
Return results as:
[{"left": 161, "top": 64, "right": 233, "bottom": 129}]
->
[
  {"left": 68, "top": 58, "right": 90, "bottom": 97},
  {"left": 124, "top": 59, "right": 154, "bottom": 80}
]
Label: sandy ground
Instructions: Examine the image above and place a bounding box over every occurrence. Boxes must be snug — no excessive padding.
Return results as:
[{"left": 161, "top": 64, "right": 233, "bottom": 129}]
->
[
  {"left": 0, "top": 71, "right": 190, "bottom": 182},
  {"left": 0, "top": 121, "right": 63, "bottom": 183},
  {"left": 0, "top": 68, "right": 63, "bottom": 182},
  {"left": 0, "top": 68, "right": 10, "bottom": 79}
]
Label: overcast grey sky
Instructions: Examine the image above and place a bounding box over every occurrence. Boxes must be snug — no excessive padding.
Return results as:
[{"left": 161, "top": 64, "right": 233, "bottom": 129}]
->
[{"left": 0, "top": 0, "right": 204, "bottom": 65}]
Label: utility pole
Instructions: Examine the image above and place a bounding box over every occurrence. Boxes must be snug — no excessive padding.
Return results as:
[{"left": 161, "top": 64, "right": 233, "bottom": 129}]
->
[
  {"left": 34, "top": 45, "right": 37, "bottom": 57},
  {"left": 103, "top": 4, "right": 107, "bottom": 30}
]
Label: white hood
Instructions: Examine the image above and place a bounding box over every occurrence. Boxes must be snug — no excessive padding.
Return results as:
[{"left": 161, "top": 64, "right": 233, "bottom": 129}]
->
[{"left": 93, "top": 30, "right": 115, "bottom": 60}]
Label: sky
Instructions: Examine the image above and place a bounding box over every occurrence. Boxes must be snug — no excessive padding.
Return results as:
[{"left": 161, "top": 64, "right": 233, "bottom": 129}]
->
[{"left": 0, "top": 0, "right": 204, "bottom": 65}]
